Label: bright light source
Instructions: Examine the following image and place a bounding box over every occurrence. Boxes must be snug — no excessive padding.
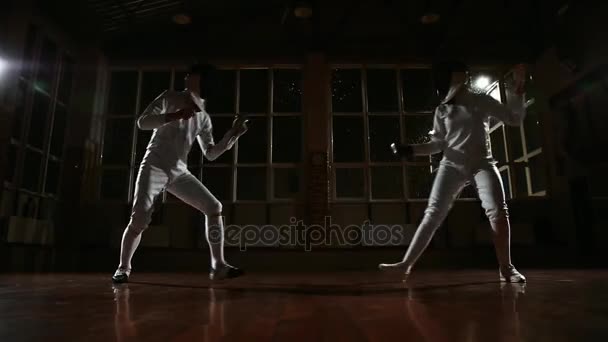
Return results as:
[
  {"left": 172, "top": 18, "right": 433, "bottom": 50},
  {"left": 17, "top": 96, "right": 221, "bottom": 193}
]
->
[
  {"left": 0, "top": 58, "right": 7, "bottom": 76},
  {"left": 473, "top": 75, "right": 491, "bottom": 90}
]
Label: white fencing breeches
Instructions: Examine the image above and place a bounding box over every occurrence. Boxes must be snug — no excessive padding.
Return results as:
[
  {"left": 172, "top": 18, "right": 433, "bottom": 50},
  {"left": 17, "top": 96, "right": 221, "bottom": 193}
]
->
[
  {"left": 119, "top": 162, "right": 225, "bottom": 270},
  {"left": 401, "top": 163, "right": 513, "bottom": 269}
]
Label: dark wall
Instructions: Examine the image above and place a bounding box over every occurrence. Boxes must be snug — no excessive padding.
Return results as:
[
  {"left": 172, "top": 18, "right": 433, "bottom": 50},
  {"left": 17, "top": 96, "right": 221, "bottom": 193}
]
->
[{"left": 0, "top": 0, "right": 107, "bottom": 271}]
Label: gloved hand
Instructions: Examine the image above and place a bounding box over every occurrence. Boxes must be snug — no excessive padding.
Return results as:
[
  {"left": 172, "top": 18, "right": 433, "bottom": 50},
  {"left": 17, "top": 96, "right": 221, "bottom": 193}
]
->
[
  {"left": 390, "top": 143, "right": 414, "bottom": 161},
  {"left": 232, "top": 114, "right": 249, "bottom": 137}
]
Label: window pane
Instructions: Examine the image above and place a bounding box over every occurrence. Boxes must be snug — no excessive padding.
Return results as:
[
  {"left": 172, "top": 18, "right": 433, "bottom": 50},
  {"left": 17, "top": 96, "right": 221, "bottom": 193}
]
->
[
  {"left": 240, "top": 69, "right": 268, "bottom": 113},
  {"left": 335, "top": 168, "right": 365, "bottom": 198},
  {"left": 207, "top": 116, "right": 234, "bottom": 164},
  {"left": 369, "top": 116, "right": 400, "bottom": 162},
  {"left": 101, "top": 168, "right": 130, "bottom": 200},
  {"left": 512, "top": 163, "right": 528, "bottom": 197},
  {"left": 524, "top": 103, "right": 542, "bottom": 152},
  {"left": 274, "top": 168, "right": 300, "bottom": 199},
  {"left": 528, "top": 154, "right": 546, "bottom": 194},
  {"left": 404, "top": 115, "right": 433, "bottom": 162},
  {"left": 107, "top": 71, "right": 138, "bottom": 115},
  {"left": 6, "top": 143, "right": 18, "bottom": 184},
  {"left": 333, "top": 116, "right": 364, "bottom": 162},
  {"left": 490, "top": 126, "right": 506, "bottom": 165},
  {"left": 401, "top": 69, "right": 436, "bottom": 112},
  {"left": 273, "top": 116, "right": 302, "bottom": 163},
  {"left": 206, "top": 70, "right": 236, "bottom": 113},
  {"left": 237, "top": 116, "right": 267, "bottom": 163},
  {"left": 273, "top": 69, "right": 302, "bottom": 113},
  {"left": 237, "top": 167, "right": 266, "bottom": 200},
  {"left": 489, "top": 85, "right": 501, "bottom": 102},
  {"left": 507, "top": 126, "right": 523, "bottom": 160},
  {"left": 371, "top": 166, "right": 403, "bottom": 199},
  {"left": 332, "top": 69, "right": 362, "bottom": 112},
  {"left": 36, "top": 37, "right": 58, "bottom": 94},
  {"left": 50, "top": 104, "right": 67, "bottom": 157},
  {"left": 188, "top": 138, "right": 202, "bottom": 167},
  {"left": 407, "top": 166, "right": 434, "bottom": 198},
  {"left": 21, "top": 25, "right": 38, "bottom": 80},
  {"left": 366, "top": 69, "right": 398, "bottom": 112},
  {"left": 134, "top": 129, "right": 153, "bottom": 165},
  {"left": 139, "top": 72, "right": 170, "bottom": 112},
  {"left": 57, "top": 56, "right": 74, "bottom": 104},
  {"left": 12, "top": 81, "right": 28, "bottom": 140},
  {"left": 524, "top": 73, "right": 538, "bottom": 102},
  {"left": 45, "top": 159, "right": 60, "bottom": 195},
  {"left": 203, "top": 167, "right": 232, "bottom": 201},
  {"left": 28, "top": 90, "right": 50, "bottom": 149},
  {"left": 500, "top": 168, "right": 511, "bottom": 200},
  {"left": 23, "top": 150, "right": 42, "bottom": 192},
  {"left": 103, "top": 118, "right": 134, "bottom": 166}
]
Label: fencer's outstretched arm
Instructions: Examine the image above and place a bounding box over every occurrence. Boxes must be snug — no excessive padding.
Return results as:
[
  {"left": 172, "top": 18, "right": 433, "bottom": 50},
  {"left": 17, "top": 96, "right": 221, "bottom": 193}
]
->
[
  {"left": 479, "top": 65, "right": 528, "bottom": 126},
  {"left": 476, "top": 91, "right": 526, "bottom": 127},
  {"left": 197, "top": 116, "right": 247, "bottom": 161},
  {"left": 410, "top": 107, "right": 447, "bottom": 156}
]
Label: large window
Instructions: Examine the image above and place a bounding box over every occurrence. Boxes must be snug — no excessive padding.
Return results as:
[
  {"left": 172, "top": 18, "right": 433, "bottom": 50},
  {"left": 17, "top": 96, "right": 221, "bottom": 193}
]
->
[
  {"left": 100, "top": 67, "right": 304, "bottom": 204},
  {"left": 4, "top": 25, "right": 74, "bottom": 221}
]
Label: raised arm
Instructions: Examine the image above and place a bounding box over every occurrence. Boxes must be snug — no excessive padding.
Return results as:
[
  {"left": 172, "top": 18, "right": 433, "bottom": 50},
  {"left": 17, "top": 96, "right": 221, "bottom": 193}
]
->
[
  {"left": 137, "top": 91, "right": 169, "bottom": 130},
  {"left": 197, "top": 115, "right": 248, "bottom": 161},
  {"left": 479, "top": 64, "right": 528, "bottom": 127},
  {"left": 476, "top": 92, "right": 526, "bottom": 127},
  {"left": 137, "top": 91, "right": 196, "bottom": 130}
]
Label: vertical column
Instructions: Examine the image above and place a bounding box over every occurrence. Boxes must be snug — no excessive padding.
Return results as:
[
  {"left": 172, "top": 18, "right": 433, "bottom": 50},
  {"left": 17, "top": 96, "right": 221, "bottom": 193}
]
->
[{"left": 302, "top": 53, "right": 330, "bottom": 228}]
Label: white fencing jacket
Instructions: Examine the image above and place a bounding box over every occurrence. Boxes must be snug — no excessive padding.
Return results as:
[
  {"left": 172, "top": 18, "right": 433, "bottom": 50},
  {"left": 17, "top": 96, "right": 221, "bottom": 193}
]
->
[
  {"left": 413, "top": 89, "right": 526, "bottom": 171},
  {"left": 137, "top": 90, "right": 237, "bottom": 177}
]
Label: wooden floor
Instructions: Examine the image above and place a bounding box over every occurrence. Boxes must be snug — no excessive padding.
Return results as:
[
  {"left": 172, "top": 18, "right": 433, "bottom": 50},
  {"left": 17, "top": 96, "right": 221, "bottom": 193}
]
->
[{"left": 1, "top": 270, "right": 607, "bottom": 341}]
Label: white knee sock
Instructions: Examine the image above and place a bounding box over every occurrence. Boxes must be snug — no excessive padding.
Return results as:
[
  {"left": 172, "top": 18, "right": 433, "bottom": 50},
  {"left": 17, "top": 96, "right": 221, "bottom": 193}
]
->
[
  {"left": 206, "top": 214, "right": 226, "bottom": 269},
  {"left": 401, "top": 213, "right": 443, "bottom": 268},
  {"left": 490, "top": 217, "right": 513, "bottom": 268},
  {"left": 119, "top": 226, "right": 142, "bottom": 270}
]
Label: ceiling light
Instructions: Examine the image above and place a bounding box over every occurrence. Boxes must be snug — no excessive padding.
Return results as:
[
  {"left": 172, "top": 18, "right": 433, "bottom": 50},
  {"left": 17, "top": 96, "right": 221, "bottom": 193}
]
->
[
  {"left": 420, "top": 13, "right": 440, "bottom": 24},
  {"left": 172, "top": 13, "right": 192, "bottom": 25},
  {"left": 473, "top": 75, "right": 492, "bottom": 90},
  {"left": 294, "top": 2, "right": 313, "bottom": 19},
  {"left": 0, "top": 57, "right": 7, "bottom": 75}
]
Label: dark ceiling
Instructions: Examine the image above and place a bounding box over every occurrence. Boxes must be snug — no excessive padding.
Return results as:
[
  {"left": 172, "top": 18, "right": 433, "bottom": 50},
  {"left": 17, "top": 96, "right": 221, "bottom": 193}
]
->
[{"left": 36, "top": 0, "right": 576, "bottom": 62}]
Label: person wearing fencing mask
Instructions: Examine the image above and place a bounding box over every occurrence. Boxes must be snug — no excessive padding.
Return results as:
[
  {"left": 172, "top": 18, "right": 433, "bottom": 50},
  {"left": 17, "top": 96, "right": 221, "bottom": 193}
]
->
[{"left": 383, "top": 61, "right": 528, "bottom": 283}]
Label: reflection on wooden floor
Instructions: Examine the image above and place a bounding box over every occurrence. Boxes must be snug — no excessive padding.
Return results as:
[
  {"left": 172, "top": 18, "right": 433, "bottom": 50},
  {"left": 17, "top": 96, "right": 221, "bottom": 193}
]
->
[{"left": 1, "top": 270, "right": 608, "bottom": 341}]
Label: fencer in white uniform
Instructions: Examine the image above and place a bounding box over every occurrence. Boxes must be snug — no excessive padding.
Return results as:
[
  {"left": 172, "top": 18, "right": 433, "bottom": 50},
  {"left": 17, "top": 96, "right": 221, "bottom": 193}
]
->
[
  {"left": 112, "top": 64, "right": 248, "bottom": 283},
  {"left": 379, "top": 61, "right": 527, "bottom": 283}
]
